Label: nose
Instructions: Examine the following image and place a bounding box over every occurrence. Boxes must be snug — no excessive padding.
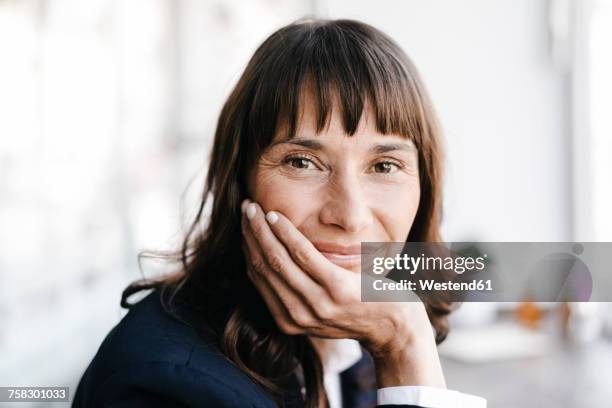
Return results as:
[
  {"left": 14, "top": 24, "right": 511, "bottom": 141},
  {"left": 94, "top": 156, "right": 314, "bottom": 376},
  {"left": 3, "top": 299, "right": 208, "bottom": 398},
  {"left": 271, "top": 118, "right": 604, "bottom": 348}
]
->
[{"left": 319, "top": 170, "right": 374, "bottom": 234}]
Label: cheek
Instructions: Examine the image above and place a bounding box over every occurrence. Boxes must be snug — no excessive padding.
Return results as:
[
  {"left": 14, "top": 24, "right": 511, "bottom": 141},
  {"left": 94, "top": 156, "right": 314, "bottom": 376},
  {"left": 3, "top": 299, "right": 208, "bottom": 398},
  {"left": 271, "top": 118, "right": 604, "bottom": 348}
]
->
[
  {"left": 250, "top": 170, "right": 320, "bottom": 228},
  {"left": 369, "top": 180, "right": 420, "bottom": 241}
]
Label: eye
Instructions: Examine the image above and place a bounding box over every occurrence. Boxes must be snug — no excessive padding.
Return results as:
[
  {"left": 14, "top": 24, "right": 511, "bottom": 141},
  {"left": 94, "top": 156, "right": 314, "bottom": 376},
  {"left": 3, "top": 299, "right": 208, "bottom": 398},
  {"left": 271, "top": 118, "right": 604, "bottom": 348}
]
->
[
  {"left": 283, "top": 155, "right": 317, "bottom": 170},
  {"left": 373, "top": 161, "right": 401, "bottom": 174}
]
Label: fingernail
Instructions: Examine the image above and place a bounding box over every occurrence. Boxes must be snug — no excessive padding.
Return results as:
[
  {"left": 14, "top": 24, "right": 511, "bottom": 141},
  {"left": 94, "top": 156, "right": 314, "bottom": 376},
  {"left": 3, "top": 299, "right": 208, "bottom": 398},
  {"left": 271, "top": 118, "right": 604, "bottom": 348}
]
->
[
  {"left": 266, "top": 211, "right": 278, "bottom": 224},
  {"left": 246, "top": 203, "right": 256, "bottom": 219},
  {"left": 241, "top": 199, "right": 248, "bottom": 213}
]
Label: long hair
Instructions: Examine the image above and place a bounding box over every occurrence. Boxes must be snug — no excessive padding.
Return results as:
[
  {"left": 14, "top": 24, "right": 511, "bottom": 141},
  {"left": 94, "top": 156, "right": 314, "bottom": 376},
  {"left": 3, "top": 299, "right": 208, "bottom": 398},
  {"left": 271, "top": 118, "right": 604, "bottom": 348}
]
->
[{"left": 121, "top": 17, "right": 451, "bottom": 408}]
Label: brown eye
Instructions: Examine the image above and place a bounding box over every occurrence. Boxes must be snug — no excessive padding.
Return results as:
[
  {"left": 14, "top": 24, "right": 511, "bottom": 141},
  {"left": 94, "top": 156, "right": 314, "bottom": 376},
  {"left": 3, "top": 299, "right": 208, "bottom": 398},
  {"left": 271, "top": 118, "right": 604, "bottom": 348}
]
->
[
  {"left": 373, "top": 161, "right": 399, "bottom": 174},
  {"left": 291, "top": 158, "right": 309, "bottom": 168},
  {"left": 286, "top": 157, "right": 314, "bottom": 169}
]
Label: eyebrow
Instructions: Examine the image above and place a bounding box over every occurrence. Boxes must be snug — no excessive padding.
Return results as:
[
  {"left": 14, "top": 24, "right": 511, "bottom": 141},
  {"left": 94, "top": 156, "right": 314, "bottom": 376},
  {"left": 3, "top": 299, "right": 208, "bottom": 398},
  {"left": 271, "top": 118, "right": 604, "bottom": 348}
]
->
[
  {"left": 371, "top": 142, "right": 416, "bottom": 154},
  {"left": 269, "top": 138, "right": 417, "bottom": 154}
]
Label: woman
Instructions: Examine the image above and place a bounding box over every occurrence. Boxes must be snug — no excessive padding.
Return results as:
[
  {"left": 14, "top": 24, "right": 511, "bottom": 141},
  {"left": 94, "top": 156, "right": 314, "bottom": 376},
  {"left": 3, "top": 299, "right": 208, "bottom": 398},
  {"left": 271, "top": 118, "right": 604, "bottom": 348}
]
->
[{"left": 74, "top": 18, "right": 486, "bottom": 408}]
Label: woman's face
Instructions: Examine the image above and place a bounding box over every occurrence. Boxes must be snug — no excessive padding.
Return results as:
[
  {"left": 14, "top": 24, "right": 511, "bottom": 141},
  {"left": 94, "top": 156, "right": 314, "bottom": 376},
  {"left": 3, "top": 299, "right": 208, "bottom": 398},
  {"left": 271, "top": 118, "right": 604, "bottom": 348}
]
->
[{"left": 248, "top": 94, "right": 420, "bottom": 272}]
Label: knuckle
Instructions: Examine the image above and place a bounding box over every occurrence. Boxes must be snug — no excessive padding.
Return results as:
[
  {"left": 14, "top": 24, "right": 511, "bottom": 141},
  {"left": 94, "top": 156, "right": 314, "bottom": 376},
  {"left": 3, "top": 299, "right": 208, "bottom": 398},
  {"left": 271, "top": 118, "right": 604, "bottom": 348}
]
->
[
  {"left": 331, "top": 285, "right": 352, "bottom": 304},
  {"left": 266, "top": 253, "right": 284, "bottom": 272},
  {"left": 251, "top": 256, "right": 267, "bottom": 275},
  {"left": 289, "top": 308, "right": 314, "bottom": 328},
  {"left": 293, "top": 247, "right": 312, "bottom": 266},
  {"left": 314, "top": 302, "right": 337, "bottom": 321}
]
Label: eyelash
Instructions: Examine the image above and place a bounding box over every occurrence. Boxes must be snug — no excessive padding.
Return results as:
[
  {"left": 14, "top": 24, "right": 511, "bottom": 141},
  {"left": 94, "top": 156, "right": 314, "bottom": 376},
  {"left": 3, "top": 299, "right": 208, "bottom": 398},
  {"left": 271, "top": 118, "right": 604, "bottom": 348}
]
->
[{"left": 282, "top": 154, "right": 405, "bottom": 174}]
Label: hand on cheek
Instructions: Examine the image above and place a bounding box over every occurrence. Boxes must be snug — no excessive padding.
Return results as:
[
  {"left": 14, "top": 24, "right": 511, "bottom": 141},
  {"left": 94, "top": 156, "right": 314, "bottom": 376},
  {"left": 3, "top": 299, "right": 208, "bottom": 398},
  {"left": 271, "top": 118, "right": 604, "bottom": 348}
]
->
[
  {"left": 240, "top": 198, "right": 446, "bottom": 388},
  {"left": 240, "top": 198, "right": 343, "bottom": 337},
  {"left": 240, "top": 199, "right": 422, "bottom": 346}
]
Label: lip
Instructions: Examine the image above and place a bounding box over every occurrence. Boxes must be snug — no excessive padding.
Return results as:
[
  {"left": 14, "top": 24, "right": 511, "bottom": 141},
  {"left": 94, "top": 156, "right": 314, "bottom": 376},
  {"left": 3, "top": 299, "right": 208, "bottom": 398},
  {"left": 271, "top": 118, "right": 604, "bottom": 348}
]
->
[
  {"left": 312, "top": 242, "right": 363, "bottom": 269},
  {"left": 312, "top": 242, "right": 362, "bottom": 255}
]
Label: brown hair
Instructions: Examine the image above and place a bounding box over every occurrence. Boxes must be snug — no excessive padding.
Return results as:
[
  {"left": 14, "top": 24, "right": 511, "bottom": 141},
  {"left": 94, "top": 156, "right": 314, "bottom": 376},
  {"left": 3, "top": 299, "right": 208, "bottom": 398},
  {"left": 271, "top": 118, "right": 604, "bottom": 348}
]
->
[{"left": 121, "top": 17, "right": 451, "bottom": 408}]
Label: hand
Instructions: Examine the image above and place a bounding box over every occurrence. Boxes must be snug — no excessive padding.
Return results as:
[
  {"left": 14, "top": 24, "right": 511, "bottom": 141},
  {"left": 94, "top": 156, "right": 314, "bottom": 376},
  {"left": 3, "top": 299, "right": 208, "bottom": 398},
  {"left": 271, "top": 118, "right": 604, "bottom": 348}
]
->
[{"left": 240, "top": 199, "right": 446, "bottom": 388}]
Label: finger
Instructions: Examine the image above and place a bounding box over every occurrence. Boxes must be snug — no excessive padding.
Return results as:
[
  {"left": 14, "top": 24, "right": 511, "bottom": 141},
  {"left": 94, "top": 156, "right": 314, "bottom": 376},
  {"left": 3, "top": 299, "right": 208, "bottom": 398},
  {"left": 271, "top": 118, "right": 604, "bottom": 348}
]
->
[
  {"left": 243, "top": 200, "right": 329, "bottom": 307},
  {"left": 260, "top": 207, "right": 348, "bottom": 293},
  {"left": 242, "top": 209, "right": 362, "bottom": 340},
  {"left": 241, "top": 232, "right": 303, "bottom": 335},
  {"left": 241, "top": 213, "right": 320, "bottom": 331},
  {"left": 242, "top": 245, "right": 303, "bottom": 335}
]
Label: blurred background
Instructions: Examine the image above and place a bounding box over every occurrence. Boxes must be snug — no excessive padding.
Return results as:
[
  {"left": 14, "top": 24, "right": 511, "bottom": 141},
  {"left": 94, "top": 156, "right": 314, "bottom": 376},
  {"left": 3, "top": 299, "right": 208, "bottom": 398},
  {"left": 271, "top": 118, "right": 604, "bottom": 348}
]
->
[{"left": 1, "top": 0, "right": 611, "bottom": 407}]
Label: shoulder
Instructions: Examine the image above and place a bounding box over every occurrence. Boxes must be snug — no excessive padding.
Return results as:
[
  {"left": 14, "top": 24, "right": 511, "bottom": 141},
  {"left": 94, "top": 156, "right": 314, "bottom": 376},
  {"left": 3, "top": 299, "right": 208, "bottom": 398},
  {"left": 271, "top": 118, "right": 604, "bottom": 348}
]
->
[{"left": 73, "top": 290, "right": 275, "bottom": 407}]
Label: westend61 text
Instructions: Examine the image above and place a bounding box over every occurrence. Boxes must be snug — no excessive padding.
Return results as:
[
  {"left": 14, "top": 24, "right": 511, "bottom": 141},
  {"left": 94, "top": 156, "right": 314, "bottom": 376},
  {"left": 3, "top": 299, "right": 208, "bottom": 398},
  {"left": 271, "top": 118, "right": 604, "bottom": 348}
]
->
[{"left": 373, "top": 279, "right": 493, "bottom": 292}]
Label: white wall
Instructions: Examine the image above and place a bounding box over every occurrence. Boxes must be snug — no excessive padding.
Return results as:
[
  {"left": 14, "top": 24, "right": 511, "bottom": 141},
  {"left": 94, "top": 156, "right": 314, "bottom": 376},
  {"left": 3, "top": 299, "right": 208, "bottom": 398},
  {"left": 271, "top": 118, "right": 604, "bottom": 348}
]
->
[
  {"left": 0, "top": 0, "right": 312, "bottom": 392},
  {"left": 317, "top": 0, "right": 572, "bottom": 241}
]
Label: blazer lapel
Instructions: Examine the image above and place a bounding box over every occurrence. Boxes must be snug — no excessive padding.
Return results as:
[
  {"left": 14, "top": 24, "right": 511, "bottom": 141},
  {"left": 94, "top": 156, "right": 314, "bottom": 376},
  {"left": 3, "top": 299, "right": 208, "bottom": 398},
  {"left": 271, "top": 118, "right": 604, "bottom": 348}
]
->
[
  {"left": 281, "top": 346, "right": 378, "bottom": 408},
  {"left": 339, "top": 348, "right": 377, "bottom": 408}
]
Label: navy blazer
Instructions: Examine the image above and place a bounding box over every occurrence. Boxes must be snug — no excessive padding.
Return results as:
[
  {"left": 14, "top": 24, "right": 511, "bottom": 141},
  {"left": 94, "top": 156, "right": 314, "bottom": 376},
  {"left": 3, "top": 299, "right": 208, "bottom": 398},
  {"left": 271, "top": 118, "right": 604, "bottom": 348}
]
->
[{"left": 73, "top": 290, "right": 422, "bottom": 408}]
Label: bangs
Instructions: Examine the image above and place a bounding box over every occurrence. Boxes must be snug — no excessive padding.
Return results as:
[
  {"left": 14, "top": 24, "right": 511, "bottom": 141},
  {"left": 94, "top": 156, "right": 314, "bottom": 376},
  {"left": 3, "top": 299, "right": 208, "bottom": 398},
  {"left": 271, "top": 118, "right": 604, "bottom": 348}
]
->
[{"left": 246, "top": 19, "right": 428, "bottom": 153}]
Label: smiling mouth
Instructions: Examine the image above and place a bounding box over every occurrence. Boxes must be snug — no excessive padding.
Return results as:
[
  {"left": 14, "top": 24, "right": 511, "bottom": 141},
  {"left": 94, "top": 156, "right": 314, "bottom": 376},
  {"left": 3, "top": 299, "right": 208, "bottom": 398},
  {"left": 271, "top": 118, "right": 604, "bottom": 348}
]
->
[
  {"left": 319, "top": 251, "right": 362, "bottom": 268},
  {"left": 312, "top": 242, "right": 363, "bottom": 268},
  {"left": 313, "top": 241, "right": 371, "bottom": 270}
]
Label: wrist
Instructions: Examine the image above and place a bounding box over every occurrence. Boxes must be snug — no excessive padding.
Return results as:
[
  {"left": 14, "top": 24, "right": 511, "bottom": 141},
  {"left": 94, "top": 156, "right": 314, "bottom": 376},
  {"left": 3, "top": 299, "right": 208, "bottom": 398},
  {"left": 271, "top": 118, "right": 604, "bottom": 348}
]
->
[
  {"left": 367, "top": 303, "right": 428, "bottom": 359},
  {"left": 368, "top": 306, "right": 446, "bottom": 389},
  {"left": 373, "top": 341, "right": 446, "bottom": 388}
]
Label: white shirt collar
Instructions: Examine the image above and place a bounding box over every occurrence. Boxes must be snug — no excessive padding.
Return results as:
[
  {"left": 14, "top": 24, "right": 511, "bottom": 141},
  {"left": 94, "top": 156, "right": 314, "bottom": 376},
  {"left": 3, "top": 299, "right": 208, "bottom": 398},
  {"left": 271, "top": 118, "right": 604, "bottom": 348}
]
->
[
  {"left": 319, "top": 338, "right": 363, "bottom": 374},
  {"left": 319, "top": 338, "right": 363, "bottom": 408}
]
